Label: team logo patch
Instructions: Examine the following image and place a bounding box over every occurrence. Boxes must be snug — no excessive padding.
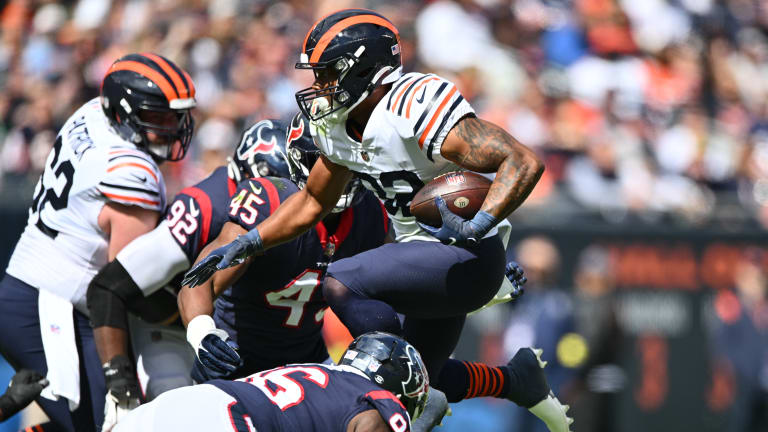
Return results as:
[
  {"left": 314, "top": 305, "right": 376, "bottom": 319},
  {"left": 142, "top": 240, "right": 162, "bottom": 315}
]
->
[
  {"left": 454, "top": 197, "right": 469, "bottom": 208},
  {"left": 444, "top": 172, "right": 466, "bottom": 186},
  {"left": 361, "top": 151, "right": 370, "bottom": 162}
]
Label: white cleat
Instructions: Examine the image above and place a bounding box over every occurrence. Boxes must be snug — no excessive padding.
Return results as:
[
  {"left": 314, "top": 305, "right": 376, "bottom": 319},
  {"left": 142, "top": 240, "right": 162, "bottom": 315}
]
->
[
  {"left": 529, "top": 392, "right": 574, "bottom": 432},
  {"left": 532, "top": 348, "right": 548, "bottom": 368},
  {"left": 527, "top": 348, "right": 572, "bottom": 432}
]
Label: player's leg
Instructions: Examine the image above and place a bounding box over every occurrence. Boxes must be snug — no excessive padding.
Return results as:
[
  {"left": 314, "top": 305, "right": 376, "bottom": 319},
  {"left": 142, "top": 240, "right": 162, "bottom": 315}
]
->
[
  {"left": 129, "top": 316, "right": 195, "bottom": 400},
  {"left": 0, "top": 275, "right": 77, "bottom": 431},
  {"left": 324, "top": 236, "right": 506, "bottom": 332},
  {"left": 437, "top": 350, "right": 550, "bottom": 405},
  {"left": 113, "top": 384, "right": 240, "bottom": 431}
]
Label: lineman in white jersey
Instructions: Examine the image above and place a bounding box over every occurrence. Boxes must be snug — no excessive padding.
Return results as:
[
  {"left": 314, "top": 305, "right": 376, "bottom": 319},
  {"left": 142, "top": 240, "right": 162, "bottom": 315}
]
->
[
  {"left": 0, "top": 53, "right": 196, "bottom": 432},
  {"left": 184, "top": 9, "right": 571, "bottom": 432}
]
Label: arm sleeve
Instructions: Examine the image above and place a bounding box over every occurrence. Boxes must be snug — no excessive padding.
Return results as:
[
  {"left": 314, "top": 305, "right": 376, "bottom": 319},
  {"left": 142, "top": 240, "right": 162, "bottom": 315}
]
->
[
  {"left": 399, "top": 74, "right": 475, "bottom": 163},
  {"left": 97, "top": 152, "right": 165, "bottom": 211},
  {"left": 228, "top": 176, "right": 299, "bottom": 230},
  {"left": 363, "top": 390, "right": 411, "bottom": 432},
  {"left": 115, "top": 220, "right": 190, "bottom": 296}
]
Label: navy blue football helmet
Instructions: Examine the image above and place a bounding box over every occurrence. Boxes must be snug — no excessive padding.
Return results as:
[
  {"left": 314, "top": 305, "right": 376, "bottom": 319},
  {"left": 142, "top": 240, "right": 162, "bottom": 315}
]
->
[
  {"left": 295, "top": 9, "right": 402, "bottom": 121},
  {"left": 101, "top": 53, "right": 196, "bottom": 161},
  {"left": 228, "top": 119, "right": 291, "bottom": 182},
  {"left": 340, "top": 332, "right": 429, "bottom": 419},
  {"left": 284, "top": 112, "right": 363, "bottom": 212}
]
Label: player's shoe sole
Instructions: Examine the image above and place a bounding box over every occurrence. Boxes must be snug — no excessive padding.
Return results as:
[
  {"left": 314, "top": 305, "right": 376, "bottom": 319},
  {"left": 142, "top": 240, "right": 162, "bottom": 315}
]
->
[{"left": 510, "top": 347, "right": 574, "bottom": 432}]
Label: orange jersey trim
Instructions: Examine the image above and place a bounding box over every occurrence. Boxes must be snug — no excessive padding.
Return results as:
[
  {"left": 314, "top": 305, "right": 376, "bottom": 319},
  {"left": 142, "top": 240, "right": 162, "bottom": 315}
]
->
[
  {"left": 418, "top": 86, "right": 457, "bottom": 148},
  {"left": 390, "top": 77, "right": 417, "bottom": 113},
  {"left": 405, "top": 77, "right": 439, "bottom": 119},
  {"left": 102, "top": 192, "right": 160, "bottom": 207},
  {"left": 107, "top": 162, "right": 159, "bottom": 183}
]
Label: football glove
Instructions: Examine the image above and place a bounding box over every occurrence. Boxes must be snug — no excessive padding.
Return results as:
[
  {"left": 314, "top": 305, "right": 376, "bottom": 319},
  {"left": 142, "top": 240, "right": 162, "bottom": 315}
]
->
[
  {"left": 0, "top": 369, "right": 48, "bottom": 420},
  {"left": 194, "top": 330, "right": 243, "bottom": 381},
  {"left": 418, "top": 197, "right": 498, "bottom": 247},
  {"left": 182, "top": 229, "right": 264, "bottom": 288},
  {"left": 101, "top": 355, "right": 141, "bottom": 432},
  {"left": 506, "top": 260, "right": 527, "bottom": 301}
]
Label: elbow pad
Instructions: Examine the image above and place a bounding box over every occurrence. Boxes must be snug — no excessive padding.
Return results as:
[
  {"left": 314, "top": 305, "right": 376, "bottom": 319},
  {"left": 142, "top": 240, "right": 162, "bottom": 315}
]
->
[{"left": 87, "top": 260, "right": 142, "bottom": 330}]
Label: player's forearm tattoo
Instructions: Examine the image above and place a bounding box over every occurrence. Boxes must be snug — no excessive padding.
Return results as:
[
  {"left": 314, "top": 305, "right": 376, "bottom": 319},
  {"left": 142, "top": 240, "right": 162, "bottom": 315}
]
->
[{"left": 452, "top": 116, "right": 544, "bottom": 219}]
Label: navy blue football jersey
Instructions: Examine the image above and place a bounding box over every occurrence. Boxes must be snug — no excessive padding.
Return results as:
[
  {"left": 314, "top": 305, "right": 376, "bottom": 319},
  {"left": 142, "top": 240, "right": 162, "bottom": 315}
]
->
[
  {"left": 214, "top": 177, "right": 389, "bottom": 374},
  {"left": 211, "top": 363, "right": 411, "bottom": 432},
  {"left": 165, "top": 166, "right": 238, "bottom": 261}
]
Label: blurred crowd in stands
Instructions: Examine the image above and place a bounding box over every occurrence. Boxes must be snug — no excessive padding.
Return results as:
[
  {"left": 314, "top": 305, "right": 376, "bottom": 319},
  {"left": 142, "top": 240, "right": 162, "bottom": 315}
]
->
[{"left": 2, "top": 0, "right": 768, "bottom": 227}]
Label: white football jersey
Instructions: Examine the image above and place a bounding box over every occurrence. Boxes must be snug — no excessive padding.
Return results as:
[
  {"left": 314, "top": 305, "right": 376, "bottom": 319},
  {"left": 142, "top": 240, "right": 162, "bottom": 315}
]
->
[
  {"left": 312, "top": 72, "right": 474, "bottom": 242},
  {"left": 6, "top": 98, "right": 165, "bottom": 312}
]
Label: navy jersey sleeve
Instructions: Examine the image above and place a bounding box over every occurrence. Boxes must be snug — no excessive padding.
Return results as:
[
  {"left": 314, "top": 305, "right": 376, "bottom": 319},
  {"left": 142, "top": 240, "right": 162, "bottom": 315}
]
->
[
  {"left": 165, "top": 187, "right": 214, "bottom": 262},
  {"left": 228, "top": 176, "right": 299, "bottom": 230},
  {"left": 362, "top": 390, "right": 411, "bottom": 432}
]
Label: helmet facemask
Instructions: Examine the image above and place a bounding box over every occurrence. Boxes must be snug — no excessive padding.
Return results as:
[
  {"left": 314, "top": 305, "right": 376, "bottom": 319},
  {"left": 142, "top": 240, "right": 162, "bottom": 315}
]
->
[
  {"left": 286, "top": 139, "right": 363, "bottom": 212},
  {"left": 131, "top": 107, "right": 194, "bottom": 161}
]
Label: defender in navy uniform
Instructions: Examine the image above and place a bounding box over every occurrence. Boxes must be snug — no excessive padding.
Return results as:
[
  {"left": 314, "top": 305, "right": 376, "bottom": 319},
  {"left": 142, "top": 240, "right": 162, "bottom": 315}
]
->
[
  {"left": 114, "top": 332, "right": 426, "bottom": 432},
  {"left": 84, "top": 118, "right": 299, "bottom": 409},
  {"left": 179, "top": 113, "right": 390, "bottom": 380}
]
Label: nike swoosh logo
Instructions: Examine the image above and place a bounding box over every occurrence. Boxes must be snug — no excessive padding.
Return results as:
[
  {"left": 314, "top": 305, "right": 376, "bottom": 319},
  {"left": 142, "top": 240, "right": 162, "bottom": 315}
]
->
[
  {"left": 416, "top": 87, "right": 427, "bottom": 104},
  {"left": 249, "top": 182, "right": 263, "bottom": 195},
  {"left": 133, "top": 174, "right": 148, "bottom": 183},
  {"left": 447, "top": 237, "right": 457, "bottom": 246},
  {"left": 189, "top": 198, "right": 199, "bottom": 217}
]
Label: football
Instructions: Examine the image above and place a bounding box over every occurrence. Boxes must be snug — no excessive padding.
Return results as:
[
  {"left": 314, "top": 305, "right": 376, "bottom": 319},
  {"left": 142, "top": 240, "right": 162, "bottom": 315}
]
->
[{"left": 410, "top": 171, "right": 491, "bottom": 227}]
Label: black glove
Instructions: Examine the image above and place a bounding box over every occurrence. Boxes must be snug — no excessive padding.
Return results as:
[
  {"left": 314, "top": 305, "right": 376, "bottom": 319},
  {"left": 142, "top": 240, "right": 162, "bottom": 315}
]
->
[
  {"left": 0, "top": 369, "right": 48, "bottom": 420},
  {"left": 102, "top": 355, "right": 141, "bottom": 431}
]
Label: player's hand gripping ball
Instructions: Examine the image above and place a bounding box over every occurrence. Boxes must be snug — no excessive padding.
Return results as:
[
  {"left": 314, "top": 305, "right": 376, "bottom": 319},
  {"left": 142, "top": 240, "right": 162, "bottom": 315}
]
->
[{"left": 411, "top": 172, "right": 498, "bottom": 247}]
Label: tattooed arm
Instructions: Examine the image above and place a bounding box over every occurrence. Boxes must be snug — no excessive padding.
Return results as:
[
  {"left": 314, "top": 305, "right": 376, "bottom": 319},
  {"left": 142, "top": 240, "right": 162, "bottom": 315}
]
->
[{"left": 440, "top": 115, "right": 544, "bottom": 219}]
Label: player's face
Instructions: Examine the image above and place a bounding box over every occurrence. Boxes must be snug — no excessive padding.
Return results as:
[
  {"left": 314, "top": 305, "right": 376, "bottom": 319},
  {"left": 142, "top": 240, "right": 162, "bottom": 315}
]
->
[{"left": 138, "top": 109, "right": 187, "bottom": 159}]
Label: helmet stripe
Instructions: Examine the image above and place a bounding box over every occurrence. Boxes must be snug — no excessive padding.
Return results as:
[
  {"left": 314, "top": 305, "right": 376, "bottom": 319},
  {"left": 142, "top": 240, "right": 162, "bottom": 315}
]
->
[
  {"left": 303, "top": 8, "right": 347, "bottom": 54},
  {"left": 309, "top": 15, "right": 399, "bottom": 64},
  {"left": 141, "top": 53, "right": 190, "bottom": 99},
  {"left": 107, "top": 60, "right": 179, "bottom": 103}
]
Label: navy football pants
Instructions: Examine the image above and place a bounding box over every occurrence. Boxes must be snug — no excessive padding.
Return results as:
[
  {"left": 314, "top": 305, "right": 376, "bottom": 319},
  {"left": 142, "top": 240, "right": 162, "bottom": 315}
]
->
[
  {"left": 0, "top": 275, "right": 104, "bottom": 432},
  {"left": 325, "top": 236, "right": 505, "bottom": 381}
]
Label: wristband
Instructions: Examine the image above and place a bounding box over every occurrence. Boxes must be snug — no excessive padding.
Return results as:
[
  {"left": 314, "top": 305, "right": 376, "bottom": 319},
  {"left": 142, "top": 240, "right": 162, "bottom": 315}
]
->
[
  {"left": 186, "top": 315, "right": 217, "bottom": 350},
  {"left": 469, "top": 211, "right": 499, "bottom": 238}
]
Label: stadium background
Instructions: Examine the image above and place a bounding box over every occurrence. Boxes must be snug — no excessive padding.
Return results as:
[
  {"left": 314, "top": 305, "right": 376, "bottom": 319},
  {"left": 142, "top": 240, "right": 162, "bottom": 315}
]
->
[{"left": 0, "top": 0, "right": 767, "bottom": 430}]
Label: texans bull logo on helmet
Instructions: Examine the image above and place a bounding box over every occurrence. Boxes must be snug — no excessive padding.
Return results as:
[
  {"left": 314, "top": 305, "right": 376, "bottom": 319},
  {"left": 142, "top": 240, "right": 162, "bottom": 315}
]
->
[{"left": 236, "top": 120, "right": 280, "bottom": 161}]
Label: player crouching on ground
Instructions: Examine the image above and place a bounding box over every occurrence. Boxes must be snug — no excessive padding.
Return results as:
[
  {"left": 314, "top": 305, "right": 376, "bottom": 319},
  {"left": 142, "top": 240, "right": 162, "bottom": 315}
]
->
[{"left": 114, "top": 332, "right": 427, "bottom": 432}]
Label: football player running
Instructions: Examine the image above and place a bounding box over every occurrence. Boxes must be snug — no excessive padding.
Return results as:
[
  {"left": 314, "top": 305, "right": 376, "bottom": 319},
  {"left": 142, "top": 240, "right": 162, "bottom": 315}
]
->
[
  {"left": 0, "top": 53, "right": 196, "bottom": 432},
  {"left": 115, "top": 332, "right": 425, "bottom": 432},
  {"left": 185, "top": 9, "right": 571, "bottom": 432}
]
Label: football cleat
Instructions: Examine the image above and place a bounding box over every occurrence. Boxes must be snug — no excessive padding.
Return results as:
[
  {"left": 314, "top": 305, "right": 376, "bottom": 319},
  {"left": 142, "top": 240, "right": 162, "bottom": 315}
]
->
[{"left": 507, "top": 347, "right": 573, "bottom": 432}]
